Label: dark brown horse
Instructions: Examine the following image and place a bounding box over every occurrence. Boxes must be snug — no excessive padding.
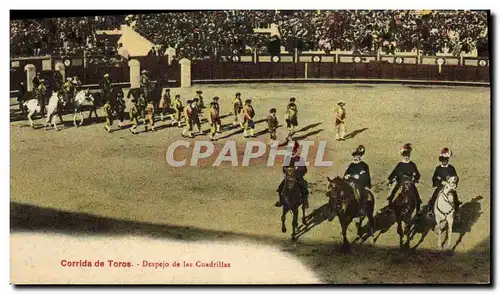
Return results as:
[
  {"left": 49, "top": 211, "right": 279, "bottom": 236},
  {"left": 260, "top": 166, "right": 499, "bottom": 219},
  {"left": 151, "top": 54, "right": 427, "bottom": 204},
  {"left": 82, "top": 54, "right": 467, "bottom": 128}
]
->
[
  {"left": 326, "top": 176, "right": 375, "bottom": 251},
  {"left": 390, "top": 179, "right": 419, "bottom": 249},
  {"left": 280, "top": 166, "right": 306, "bottom": 241}
]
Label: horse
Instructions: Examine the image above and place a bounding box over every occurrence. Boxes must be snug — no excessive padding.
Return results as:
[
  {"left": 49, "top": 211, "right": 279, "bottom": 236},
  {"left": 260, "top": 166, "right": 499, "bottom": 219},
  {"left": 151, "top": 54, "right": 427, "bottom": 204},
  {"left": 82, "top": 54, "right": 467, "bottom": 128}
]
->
[
  {"left": 433, "top": 176, "right": 458, "bottom": 250},
  {"left": 389, "top": 176, "right": 419, "bottom": 249},
  {"left": 280, "top": 166, "right": 307, "bottom": 241},
  {"left": 24, "top": 91, "right": 63, "bottom": 130},
  {"left": 326, "top": 176, "right": 375, "bottom": 251},
  {"left": 65, "top": 89, "right": 97, "bottom": 127}
]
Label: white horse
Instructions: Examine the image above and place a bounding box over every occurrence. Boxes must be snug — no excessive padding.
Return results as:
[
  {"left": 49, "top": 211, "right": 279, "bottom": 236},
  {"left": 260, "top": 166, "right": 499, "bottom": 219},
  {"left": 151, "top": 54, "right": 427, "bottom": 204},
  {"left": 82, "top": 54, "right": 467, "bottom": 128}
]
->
[
  {"left": 433, "top": 176, "right": 458, "bottom": 250},
  {"left": 68, "top": 89, "right": 96, "bottom": 127},
  {"left": 24, "top": 92, "right": 63, "bottom": 130}
]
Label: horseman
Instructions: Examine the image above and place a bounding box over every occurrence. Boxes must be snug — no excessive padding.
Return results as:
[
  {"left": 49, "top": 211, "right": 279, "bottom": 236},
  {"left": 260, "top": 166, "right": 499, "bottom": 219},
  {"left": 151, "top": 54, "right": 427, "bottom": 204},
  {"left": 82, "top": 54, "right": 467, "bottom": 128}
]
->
[
  {"left": 100, "top": 73, "right": 113, "bottom": 108},
  {"left": 344, "top": 145, "right": 372, "bottom": 213},
  {"left": 35, "top": 79, "right": 48, "bottom": 117},
  {"left": 242, "top": 99, "right": 255, "bottom": 138},
  {"left": 53, "top": 71, "right": 63, "bottom": 92},
  {"left": 275, "top": 141, "right": 310, "bottom": 209},
  {"left": 32, "top": 72, "right": 41, "bottom": 89},
  {"left": 72, "top": 75, "right": 82, "bottom": 91},
  {"left": 428, "top": 148, "right": 461, "bottom": 213},
  {"left": 285, "top": 97, "right": 298, "bottom": 139},
  {"left": 387, "top": 143, "right": 422, "bottom": 212},
  {"left": 63, "top": 77, "right": 75, "bottom": 104},
  {"left": 233, "top": 92, "right": 243, "bottom": 126},
  {"left": 140, "top": 70, "right": 151, "bottom": 100}
]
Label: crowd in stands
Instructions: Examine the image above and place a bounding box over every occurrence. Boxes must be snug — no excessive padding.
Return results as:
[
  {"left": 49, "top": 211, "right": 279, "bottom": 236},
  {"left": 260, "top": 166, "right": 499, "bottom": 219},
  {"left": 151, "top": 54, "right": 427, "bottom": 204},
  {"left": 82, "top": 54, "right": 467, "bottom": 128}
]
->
[
  {"left": 11, "top": 11, "right": 489, "bottom": 60},
  {"left": 10, "top": 16, "right": 124, "bottom": 58},
  {"left": 127, "top": 10, "right": 489, "bottom": 59}
]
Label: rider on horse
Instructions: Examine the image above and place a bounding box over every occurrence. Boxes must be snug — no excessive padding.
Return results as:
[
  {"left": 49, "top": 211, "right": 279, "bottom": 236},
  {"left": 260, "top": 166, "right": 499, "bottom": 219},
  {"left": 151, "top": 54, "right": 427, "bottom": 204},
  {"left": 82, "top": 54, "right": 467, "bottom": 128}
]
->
[
  {"left": 344, "top": 145, "right": 372, "bottom": 213},
  {"left": 387, "top": 143, "right": 422, "bottom": 211},
  {"left": 275, "top": 141, "right": 310, "bottom": 209},
  {"left": 428, "top": 148, "right": 461, "bottom": 213},
  {"left": 62, "top": 77, "right": 76, "bottom": 106}
]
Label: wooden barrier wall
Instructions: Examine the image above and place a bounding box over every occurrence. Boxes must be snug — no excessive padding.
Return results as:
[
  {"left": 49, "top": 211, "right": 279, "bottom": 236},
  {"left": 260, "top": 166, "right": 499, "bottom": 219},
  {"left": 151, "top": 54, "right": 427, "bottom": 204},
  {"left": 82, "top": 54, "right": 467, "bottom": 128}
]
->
[
  {"left": 10, "top": 54, "right": 490, "bottom": 93},
  {"left": 190, "top": 59, "right": 490, "bottom": 83}
]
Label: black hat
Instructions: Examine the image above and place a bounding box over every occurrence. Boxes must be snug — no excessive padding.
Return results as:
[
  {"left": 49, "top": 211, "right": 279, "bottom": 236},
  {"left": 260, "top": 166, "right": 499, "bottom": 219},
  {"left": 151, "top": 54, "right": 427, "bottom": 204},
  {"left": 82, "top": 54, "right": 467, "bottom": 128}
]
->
[
  {"left": 236, "top": 92, "right": 241, "bottom": 97},
  {"left": 193, "top": 97, "right": 199, "bottom": 102},
  {"left": 175, "top": 94, "right": 180, "bottom": 98},
  {"left": 166, "top": 89, "right": 170, "bottom": 92},
  {"left": 352, "top": 145, "right": 365, "bottom": 157},
  {"left": 400, "top": 143, "right": 413, "bottom": 156},
  {"left": 210, "top": 102, "right": 216, "bottom": 107},
  {"left": 196, "top": 90, "right": 202, "bottom": 94},
  {"left": 245, "top": 99, "right": 251, "bottom": 104},
  {"left": 290, "top": 97, "right": 296, "bottom": 102},
  {"left": 270, "top": 108, "right": 276, "bottom": 113},
  {"left": 186, "top": 99, "right": 193, "bottom": 104},
  {"left": 213, "top": 96, "right": 219, "bottom": 101}
]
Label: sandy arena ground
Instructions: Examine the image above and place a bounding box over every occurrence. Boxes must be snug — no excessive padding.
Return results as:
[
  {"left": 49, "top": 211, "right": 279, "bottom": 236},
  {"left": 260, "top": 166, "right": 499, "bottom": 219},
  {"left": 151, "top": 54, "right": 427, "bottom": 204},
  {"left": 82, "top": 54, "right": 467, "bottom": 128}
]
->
[{"left": 10, "top": 83, "right": 491, "bottom": 284}]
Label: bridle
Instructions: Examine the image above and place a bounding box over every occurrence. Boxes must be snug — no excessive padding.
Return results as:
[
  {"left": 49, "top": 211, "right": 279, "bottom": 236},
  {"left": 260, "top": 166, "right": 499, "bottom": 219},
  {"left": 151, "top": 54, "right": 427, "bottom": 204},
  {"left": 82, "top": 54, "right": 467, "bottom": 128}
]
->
[{"left": 436, "top": 184, "right": 455, "bottom": 216}]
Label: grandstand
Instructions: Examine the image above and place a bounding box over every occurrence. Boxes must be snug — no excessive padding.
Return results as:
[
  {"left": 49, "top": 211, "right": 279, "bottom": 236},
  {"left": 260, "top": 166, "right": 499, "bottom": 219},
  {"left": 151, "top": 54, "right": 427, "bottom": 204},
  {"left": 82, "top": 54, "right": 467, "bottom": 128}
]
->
[{"left": 10, "top": 10, "right": 490, "bottom": 92}]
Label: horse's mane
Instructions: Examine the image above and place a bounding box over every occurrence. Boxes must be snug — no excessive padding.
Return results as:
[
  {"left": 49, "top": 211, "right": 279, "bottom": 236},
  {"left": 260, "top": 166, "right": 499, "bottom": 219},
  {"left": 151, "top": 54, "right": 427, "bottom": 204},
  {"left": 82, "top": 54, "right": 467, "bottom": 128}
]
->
[{"left": 332, "top": 176, "right": 350, "bottom": 190}]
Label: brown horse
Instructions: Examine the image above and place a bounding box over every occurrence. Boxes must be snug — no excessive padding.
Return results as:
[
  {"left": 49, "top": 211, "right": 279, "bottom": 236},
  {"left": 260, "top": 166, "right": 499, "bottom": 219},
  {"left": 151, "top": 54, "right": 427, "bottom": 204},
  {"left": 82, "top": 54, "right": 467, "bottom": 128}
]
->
[
  {"left": 280, "top": 166, "right": 306, "bottom": 241},
  {"left": 326, "top": 176, "right": 375, "bottom": 251},
  {"left": 390, "top": 179, "right": 419, "bottom": 249}
]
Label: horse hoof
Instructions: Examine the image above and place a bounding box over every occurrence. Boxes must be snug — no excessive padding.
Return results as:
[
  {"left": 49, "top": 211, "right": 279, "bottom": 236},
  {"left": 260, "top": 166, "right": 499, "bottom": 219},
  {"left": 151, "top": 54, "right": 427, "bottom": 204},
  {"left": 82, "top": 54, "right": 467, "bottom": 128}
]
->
[
  {"left": 291, "top": 235, "right": 297, "bottom": 242},
  {"left": 282, "top": 227, "right": 287, "bottom": 233}
]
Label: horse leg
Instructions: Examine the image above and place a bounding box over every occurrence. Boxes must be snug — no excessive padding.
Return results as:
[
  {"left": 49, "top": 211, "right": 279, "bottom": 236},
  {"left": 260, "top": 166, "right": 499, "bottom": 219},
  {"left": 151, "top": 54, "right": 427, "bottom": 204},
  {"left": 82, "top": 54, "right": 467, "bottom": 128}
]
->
[
  {"left": 435, "top": 222, "right": 443, "bottom": 250},
  {"left": 357, "top": 216, "right": 365, "bottom": 237},
  {"left": 397, "top": 220, "right": 404, "bottom": 249},
  {"left": 302, "top": 203, "right": 307, "bottom": 225},
  {"left": 44, "top": 113, "right": 52, "bottom": 129},
  {"left": 28, "top": 110, "right": 35, "bottom": 128},
  {"left": 281, "top": 206, "right": 287, "bottom": 233},
  {"left": 73, "top": 109, "right": 78, "bottom": 127},
  {"left": 403, "top": 220, "right": 412, "bottom": 249},
  {"left": 447, "top": 215, "right": 454, "bottom": 250},
  {"left": 80, "top": 110, "right": 84, "bottom": 126},
  {"left": 340, "top": 216, "right": 351, "bottom": 252},
  {"left": 52, "top": 113, "right": 58, "bottom": 131},
  {"left": 292, "top": 208, "right": 298, "bottom": 241}
]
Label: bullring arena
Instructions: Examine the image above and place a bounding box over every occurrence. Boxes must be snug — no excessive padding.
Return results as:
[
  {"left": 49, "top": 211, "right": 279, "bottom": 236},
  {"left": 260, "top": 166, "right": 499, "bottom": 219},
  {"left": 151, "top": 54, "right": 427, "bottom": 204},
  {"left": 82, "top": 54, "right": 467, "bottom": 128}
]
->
[
  {"left": 10, "top": 11, "right": 491, "bottom": 284},
  {"left": 10, "top": 83, "right": 490, "bottom": 284}
]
